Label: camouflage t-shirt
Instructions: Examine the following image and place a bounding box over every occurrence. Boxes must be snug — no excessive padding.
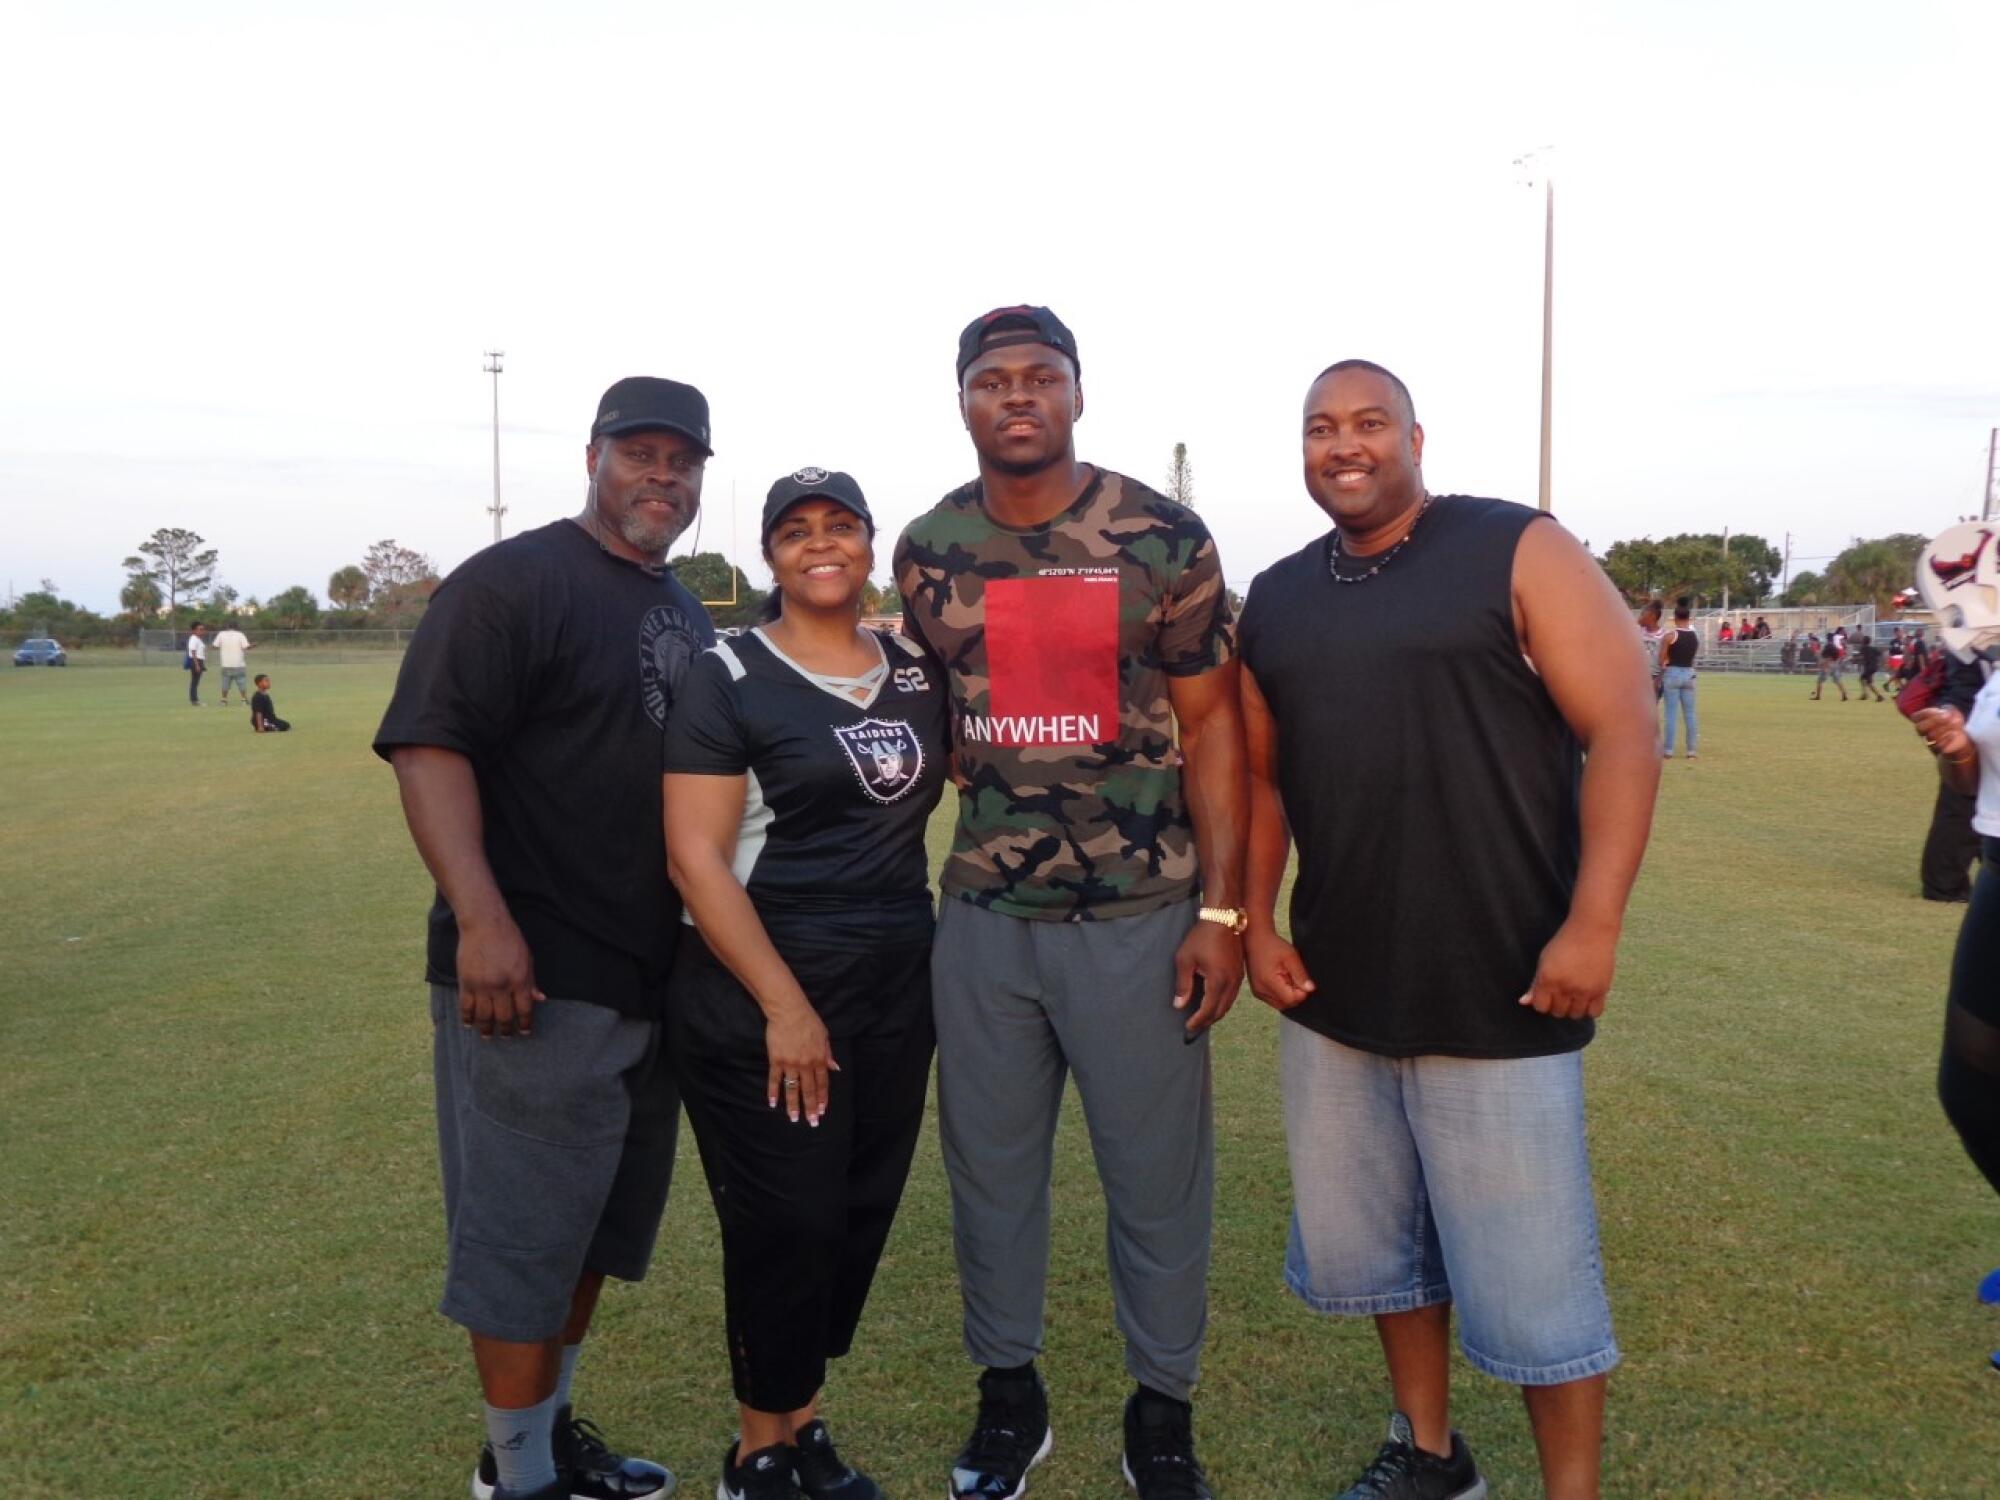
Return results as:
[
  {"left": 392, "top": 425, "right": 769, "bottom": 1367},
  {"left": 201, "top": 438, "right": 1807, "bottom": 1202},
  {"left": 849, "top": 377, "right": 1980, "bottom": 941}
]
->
[{"left": 893, "top": 467, "right": 1235, "bottom": 921}]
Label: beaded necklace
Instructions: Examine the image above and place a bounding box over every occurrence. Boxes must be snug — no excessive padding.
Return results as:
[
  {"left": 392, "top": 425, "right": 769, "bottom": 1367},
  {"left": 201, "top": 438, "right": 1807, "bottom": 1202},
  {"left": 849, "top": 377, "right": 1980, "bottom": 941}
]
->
[{"left": 1327, "top": 494, "right": 1433, "bottom": 585}]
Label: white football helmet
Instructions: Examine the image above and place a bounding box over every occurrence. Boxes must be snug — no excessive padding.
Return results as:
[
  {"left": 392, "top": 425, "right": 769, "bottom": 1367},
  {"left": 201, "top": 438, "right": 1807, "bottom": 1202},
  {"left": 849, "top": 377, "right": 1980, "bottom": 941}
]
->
[{"left": 1915, "top": 522, "right": 2000, "bottom": 662}]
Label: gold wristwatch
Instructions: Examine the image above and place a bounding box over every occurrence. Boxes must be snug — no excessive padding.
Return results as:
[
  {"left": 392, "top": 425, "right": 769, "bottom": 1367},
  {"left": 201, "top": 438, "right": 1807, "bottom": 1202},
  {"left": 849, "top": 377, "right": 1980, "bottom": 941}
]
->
[{"left": 1198, "top": 906, "right": 1250, "bottom": 935}]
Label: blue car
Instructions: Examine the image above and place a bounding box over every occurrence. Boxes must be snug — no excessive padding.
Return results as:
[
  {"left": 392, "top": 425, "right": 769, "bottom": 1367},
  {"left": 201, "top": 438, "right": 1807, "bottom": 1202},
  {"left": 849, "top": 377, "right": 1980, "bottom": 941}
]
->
[{"left": 12, "top": 637, "right": 68, "bottom": 666}]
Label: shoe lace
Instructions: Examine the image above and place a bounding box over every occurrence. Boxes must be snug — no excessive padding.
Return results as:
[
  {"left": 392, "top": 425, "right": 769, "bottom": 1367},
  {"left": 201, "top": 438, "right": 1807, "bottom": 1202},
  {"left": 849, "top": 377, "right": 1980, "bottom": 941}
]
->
[
  {"left": 1128, "top": 1411, "right": 1208, "bottom": 1500},
  {"left": 1346, "top": 1440, "right": 1418, "bottom": 1498},
  {"left": 564, "top": 1414, "right": 617, "bottom": 1475},
  {"left": 960, "top": 1391, "right": 1036, "bottom": 1474},
  {"left": 790, "top": 1429, "right": 849, "bottom": 1489}
]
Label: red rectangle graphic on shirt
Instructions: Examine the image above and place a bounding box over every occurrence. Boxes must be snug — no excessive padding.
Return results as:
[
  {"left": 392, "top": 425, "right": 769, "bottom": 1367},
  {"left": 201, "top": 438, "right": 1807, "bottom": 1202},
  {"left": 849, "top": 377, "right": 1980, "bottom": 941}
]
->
[{"left": 982, "top": 575, "right": 1120, "bottom": 746}]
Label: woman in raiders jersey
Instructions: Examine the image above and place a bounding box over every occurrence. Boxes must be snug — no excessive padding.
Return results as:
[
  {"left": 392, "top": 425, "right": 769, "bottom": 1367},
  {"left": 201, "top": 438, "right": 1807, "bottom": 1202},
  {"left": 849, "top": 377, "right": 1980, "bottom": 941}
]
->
[{"left": 663, "top": 470, "right": 947, "bottom": 1500}]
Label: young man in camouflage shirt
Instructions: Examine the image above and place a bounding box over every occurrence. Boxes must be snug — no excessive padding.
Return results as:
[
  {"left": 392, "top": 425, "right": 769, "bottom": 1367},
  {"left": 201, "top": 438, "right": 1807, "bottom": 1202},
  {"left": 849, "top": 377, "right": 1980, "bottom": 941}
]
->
[{"left": 894, "top": 307, "right": 1248, "bottom": 1500}]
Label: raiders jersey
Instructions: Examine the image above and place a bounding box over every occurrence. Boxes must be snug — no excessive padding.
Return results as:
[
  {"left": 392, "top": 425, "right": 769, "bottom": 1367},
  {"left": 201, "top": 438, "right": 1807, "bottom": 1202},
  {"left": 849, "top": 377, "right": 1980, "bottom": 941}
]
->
[{"left": 663, "top": 627, "right": 949, "bottom": 925}]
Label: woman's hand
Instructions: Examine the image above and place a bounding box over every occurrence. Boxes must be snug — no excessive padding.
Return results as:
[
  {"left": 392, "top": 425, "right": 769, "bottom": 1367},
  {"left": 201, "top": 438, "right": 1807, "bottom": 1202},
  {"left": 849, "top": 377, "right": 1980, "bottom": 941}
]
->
[
  {"left": 765, "top": 1001, "right": 838, "bottom": 1126},
  {"left": 1913, "top": 706, "right": 1972, "bottom": 762}
]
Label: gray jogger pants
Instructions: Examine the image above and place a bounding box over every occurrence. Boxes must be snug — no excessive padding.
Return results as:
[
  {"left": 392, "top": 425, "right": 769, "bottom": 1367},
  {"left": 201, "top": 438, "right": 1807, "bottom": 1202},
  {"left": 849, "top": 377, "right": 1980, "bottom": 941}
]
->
[{"left": 932, "top": 895, "right": 1212, "bottom": 1400}]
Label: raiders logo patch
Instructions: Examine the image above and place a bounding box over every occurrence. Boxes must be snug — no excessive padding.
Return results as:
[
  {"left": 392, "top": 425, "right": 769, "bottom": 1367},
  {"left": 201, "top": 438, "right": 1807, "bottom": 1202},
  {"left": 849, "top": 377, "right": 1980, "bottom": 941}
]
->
[{"left": 832, "top": 717, "right": 925, "bottom": 804}]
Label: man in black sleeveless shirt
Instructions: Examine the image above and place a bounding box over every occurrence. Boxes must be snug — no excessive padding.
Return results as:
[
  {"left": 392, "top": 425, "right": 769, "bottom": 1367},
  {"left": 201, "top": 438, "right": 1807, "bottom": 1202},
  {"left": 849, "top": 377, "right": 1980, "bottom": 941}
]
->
[{"left": 1239, "top": 362, "right": 1659, "bottom": 1500}]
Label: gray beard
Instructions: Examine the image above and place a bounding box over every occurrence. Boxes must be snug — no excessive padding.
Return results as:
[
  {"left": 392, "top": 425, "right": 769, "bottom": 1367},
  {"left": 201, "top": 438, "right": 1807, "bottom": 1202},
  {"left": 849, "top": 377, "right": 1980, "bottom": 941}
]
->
[{"left": 618, "top": 505, "right": 689, "bottom": 555}]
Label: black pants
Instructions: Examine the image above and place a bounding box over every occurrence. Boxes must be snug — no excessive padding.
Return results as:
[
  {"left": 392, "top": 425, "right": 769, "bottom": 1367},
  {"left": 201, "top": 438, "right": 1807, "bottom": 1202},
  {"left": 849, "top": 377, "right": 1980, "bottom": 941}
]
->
[
  {"left": 188, "top": 662, "right": 203, "bottom": 703},
  {"left": 1921, "top": 775, "right": 1982, "bottom": 901},
  {"left": 669, "top": 928, "right": 934, "bottom": 1413},
  {"left": 1939, "top": 840, "right": 2000, "bottom": 1196}
]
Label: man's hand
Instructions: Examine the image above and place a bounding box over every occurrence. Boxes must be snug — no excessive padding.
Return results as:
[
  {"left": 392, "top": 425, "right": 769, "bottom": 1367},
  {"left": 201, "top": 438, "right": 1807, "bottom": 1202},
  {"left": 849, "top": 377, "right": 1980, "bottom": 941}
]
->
[
  {"left": 1518, "top": 917, "right": 1619, "bottom": 1020},
  {"left": 1173, "top": 919, "right": 1244, "bottom": 1038},
  {"left": 1246, "top": 926, "right": 1316, "bottom": 1012},
  {"left": 456, "top": 914, "right": 546, "bottom": 1038},
  {"left": 765, "top": 1001, "right": 837, "bottom": 1127}
]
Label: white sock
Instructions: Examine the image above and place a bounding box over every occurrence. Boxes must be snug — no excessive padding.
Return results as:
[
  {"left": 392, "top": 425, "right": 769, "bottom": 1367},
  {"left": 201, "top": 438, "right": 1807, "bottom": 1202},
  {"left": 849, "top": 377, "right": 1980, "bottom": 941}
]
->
[
  {"left": 484, "top": 1391, "right": 560, "bottom": 1496},
  {"left": 555, "top": 1342, "right": 582, "bottom": 1411}
]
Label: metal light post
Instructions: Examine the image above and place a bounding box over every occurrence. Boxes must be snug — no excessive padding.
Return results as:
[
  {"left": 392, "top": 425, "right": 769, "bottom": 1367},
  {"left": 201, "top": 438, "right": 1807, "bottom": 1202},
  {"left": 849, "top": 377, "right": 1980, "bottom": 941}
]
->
[
  {"left": 1515, "top": 149, "right": 1556, "bottom": 511},
  {"left": 484, "top": 350, "right": 506, "bottom": 543}
]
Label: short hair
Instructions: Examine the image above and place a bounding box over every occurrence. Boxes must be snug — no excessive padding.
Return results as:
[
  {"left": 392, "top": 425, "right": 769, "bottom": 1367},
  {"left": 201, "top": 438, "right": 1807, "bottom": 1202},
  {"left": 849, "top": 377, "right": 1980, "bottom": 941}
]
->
[
  {"left": 254, "top": 673, "right": 271, "bottom": 686},
  {"left": 190, "top": 620, "right": 204, "bottom": 630},
  {"left": 1311, "top": 359, "right": 1416, "bottom": 423},
  {"left": 1674, "top": 599, "right": 1693, "bottom": 621}
]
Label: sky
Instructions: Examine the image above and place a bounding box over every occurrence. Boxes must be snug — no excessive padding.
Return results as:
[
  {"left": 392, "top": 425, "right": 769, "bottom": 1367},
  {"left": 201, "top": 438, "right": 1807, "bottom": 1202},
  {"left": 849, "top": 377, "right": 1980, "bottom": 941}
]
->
[{"left": 3, "top": 0, "right": 1997, "bottom": 613}]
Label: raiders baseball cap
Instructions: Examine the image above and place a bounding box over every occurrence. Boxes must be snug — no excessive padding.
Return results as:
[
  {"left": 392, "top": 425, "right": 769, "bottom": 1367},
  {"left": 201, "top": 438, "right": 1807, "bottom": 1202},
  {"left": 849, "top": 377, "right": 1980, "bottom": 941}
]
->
[
  {"left": 955, "top": 305, "right": 1080, "bottom": 381},
  {"left": 762, "top": 467, "right": 874, "bottom": 540},
  {"left": 590, "top": 376, "right": 713, "bottom": 453}
]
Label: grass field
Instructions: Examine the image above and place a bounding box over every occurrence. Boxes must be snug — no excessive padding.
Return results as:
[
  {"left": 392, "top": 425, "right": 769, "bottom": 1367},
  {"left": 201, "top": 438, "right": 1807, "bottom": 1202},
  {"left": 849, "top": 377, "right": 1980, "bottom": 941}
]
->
[{"left": 2, "top": 665, "right": 1994, "bottom": 1498}]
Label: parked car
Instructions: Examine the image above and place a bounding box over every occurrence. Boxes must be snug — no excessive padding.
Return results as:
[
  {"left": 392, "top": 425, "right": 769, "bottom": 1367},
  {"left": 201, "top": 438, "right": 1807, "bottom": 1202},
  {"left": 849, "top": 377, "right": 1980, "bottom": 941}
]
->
[{"left": 12, "top": 637, "right": 68, "bottom": 666}]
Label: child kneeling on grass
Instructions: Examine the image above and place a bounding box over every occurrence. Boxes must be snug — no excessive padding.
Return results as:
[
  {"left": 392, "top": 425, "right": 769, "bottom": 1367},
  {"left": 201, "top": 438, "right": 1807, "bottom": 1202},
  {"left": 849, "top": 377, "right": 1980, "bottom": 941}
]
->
[{"left": 250, "top": 674, "right": 291, "bottom": 733}]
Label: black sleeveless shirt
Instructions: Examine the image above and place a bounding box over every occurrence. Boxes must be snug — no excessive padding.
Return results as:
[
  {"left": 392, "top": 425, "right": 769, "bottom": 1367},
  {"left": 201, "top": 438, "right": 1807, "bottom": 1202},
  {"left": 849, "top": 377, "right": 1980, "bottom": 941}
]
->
[{"left": 1239, "top": 495, "right": 1589, "bottom": 1058}]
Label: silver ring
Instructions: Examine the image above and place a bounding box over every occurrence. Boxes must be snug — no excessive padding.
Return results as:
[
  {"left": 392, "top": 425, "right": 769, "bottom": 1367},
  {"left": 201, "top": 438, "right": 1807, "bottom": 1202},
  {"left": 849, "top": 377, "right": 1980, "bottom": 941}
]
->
[{"left": 783, "top": 1076, "right": 799, "bottom": 1088}]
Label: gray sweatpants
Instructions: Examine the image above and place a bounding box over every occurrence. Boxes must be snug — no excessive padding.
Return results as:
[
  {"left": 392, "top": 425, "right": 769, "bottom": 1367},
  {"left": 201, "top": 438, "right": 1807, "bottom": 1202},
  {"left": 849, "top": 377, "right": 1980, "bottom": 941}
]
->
[{"left": 932, "top": 895, "right": 1212, "bottom": 1400}]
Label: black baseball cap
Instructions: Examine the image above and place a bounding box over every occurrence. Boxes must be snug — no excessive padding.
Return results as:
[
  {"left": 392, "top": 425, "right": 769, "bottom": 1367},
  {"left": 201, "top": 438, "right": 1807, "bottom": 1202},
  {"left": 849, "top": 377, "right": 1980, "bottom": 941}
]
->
[
  {"left": 761, "top": 467, "right": 874, "bottom": 541},
  {"left": 590, "top": 376, "right": 713, "bottom": 453},
  {"left": 955, "top": 305, "right": 1080, "bottom": 382}
]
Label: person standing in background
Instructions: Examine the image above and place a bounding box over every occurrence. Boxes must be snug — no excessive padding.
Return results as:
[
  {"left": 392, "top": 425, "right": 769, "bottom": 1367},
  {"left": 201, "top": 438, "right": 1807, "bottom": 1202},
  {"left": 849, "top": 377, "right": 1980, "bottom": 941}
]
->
[
  {"left": 212, "top": 619, "right": 254, "bottom": 705},
  {"left": 184, "top": 621, "right": 207, "bottom": 707},
  {"left": 1661, "top": 603, "right": 1700, "bottom": 759},
  {"left": 1637, "top": 601, "right": 1665, "bottom": 717}
]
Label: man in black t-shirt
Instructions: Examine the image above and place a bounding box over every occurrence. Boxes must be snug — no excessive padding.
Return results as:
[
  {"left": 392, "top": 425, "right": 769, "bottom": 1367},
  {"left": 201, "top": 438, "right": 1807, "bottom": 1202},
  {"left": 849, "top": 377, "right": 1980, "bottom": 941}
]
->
[
  {"left": 374, "top": 377, "right": 715, "bottom": 1500},
  {"left": 1240, "top": 361, "right": 1659, "bottom": 1500}
]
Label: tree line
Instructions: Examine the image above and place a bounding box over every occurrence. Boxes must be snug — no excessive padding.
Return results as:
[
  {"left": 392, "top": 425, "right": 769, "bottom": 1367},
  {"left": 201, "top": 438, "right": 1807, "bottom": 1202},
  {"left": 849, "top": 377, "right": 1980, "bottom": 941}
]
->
[
  {"left": 1594, "top": 532, "right": 1928, "bottom": 612},
  {"left": 1, "top": 529, "right": 442, "bottom": 646}
]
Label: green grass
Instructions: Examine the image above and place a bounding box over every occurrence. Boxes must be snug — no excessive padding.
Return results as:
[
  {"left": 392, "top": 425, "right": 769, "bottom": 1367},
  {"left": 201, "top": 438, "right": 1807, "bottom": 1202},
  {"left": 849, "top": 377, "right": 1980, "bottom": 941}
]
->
[{"left": 1, "top": 668, "right": 1993, "bottom": 1498}]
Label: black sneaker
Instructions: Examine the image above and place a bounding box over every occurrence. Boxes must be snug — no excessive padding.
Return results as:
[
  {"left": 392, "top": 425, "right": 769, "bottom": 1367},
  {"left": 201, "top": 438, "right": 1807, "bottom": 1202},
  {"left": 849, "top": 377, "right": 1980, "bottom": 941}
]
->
[
  {"left": 560, "top": 1408, "right": 676, "bottom": 1498},
  {"left": 1335, "top": 1412, "right": 1486, "bottom": 1500},
  {"left": 473, "top": 1407, "right": 676, "bottom": 1500},
  {"left": 1120, "top": 1390, "right": 1214, "bottom": 1499},
  {"left": 949, "top": 1367, "right": 1053, "bottom": 1500},
  {"left": 719, "top": 1441, "right": 803, "bottom": 1500},
  {"left": 788, "top": 1418, "right": 881, "bottom": 1500}
]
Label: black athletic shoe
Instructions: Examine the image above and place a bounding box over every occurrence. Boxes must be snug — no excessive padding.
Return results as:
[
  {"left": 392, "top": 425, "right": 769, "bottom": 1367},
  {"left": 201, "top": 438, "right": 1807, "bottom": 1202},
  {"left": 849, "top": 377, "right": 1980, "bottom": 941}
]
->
[
  {"left": 719, "top": 1441, "right": 803, "bottom": 1500},
  {"left": 949, "top": 1367, "right": 1053, "bottom": 1500},
  {"left": 1120, "top": 1390, "right": 1214, "bottom": 1499},
  {"left": 1334, "top": 1413, "right": 1486, "bottom": 1500},
  {"left": 474, "top": 1407, "right": 676, "bottom": 1500},
  {"left": 788, "top": 1419, "right": 881, "bottom": 1500}
]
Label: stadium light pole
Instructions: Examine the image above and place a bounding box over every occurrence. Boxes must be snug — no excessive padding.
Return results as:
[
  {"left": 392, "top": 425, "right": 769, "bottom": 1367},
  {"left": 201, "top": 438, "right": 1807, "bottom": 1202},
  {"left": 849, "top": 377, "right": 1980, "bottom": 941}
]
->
[
  {"left": 484, "top": 350, "right": 506, "bottom": 544},
  {"left": 1515, "top": 149, "right": 1556, "bottom": 512}
]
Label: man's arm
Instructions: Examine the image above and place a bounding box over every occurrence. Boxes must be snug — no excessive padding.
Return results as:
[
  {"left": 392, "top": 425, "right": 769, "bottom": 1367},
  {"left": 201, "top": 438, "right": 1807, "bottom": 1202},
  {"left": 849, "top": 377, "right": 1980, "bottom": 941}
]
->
[
  {"left": 387, "top": 744, "right": 544, "bottom": 1038},
  {"left": 1513, "top": 520, "right": 1662, "bottom": 1020},
  {"left": 1241, "top": 664, "right": 1315, "bottom": 1011},
  {"left": 1166, "top": 660, "right": 1248, "bottom": 1033}
]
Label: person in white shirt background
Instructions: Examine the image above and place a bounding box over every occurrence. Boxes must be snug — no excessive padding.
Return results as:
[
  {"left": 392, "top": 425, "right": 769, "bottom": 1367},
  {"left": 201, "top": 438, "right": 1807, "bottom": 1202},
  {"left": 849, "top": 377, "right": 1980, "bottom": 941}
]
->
[{"left": 211, "top": 621, "right": 255, "bottom": 706}]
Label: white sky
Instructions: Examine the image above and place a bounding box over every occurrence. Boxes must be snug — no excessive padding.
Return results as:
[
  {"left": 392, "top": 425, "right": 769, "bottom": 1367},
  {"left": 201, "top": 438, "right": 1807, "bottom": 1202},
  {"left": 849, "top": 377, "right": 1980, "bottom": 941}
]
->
[{"left": 4, "top": 0, "right": 1996, "bottom": 612}]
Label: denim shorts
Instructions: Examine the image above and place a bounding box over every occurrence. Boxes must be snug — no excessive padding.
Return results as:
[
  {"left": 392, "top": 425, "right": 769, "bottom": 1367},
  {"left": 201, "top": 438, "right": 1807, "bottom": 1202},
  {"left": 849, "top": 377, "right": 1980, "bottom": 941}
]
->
[
  {"left": 430, "top": 986, "right": 679, "bottom": 1342},
  {"left": 1280, "top": 1020, "right": 1619, "bottom": 1386}
]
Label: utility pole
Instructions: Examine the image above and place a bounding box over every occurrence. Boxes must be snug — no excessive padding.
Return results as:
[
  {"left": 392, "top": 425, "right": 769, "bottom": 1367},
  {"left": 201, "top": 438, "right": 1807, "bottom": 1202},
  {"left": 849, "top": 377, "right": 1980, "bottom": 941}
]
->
[
  {"left": 484, "top": 350, "right": 506, "bottom": 543},
  {"left": 1781, "top": 532, "right": 1792, "bottom": 600},
  {"left": 1984, "top": 427, "right": 1997, "bottom": 523},
  {"left": 1514, "top": 149, "right": 1556, "bottom": 511},
  {"left": 1721, "top": 526, "right": 1731, "bottom": 614}
]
